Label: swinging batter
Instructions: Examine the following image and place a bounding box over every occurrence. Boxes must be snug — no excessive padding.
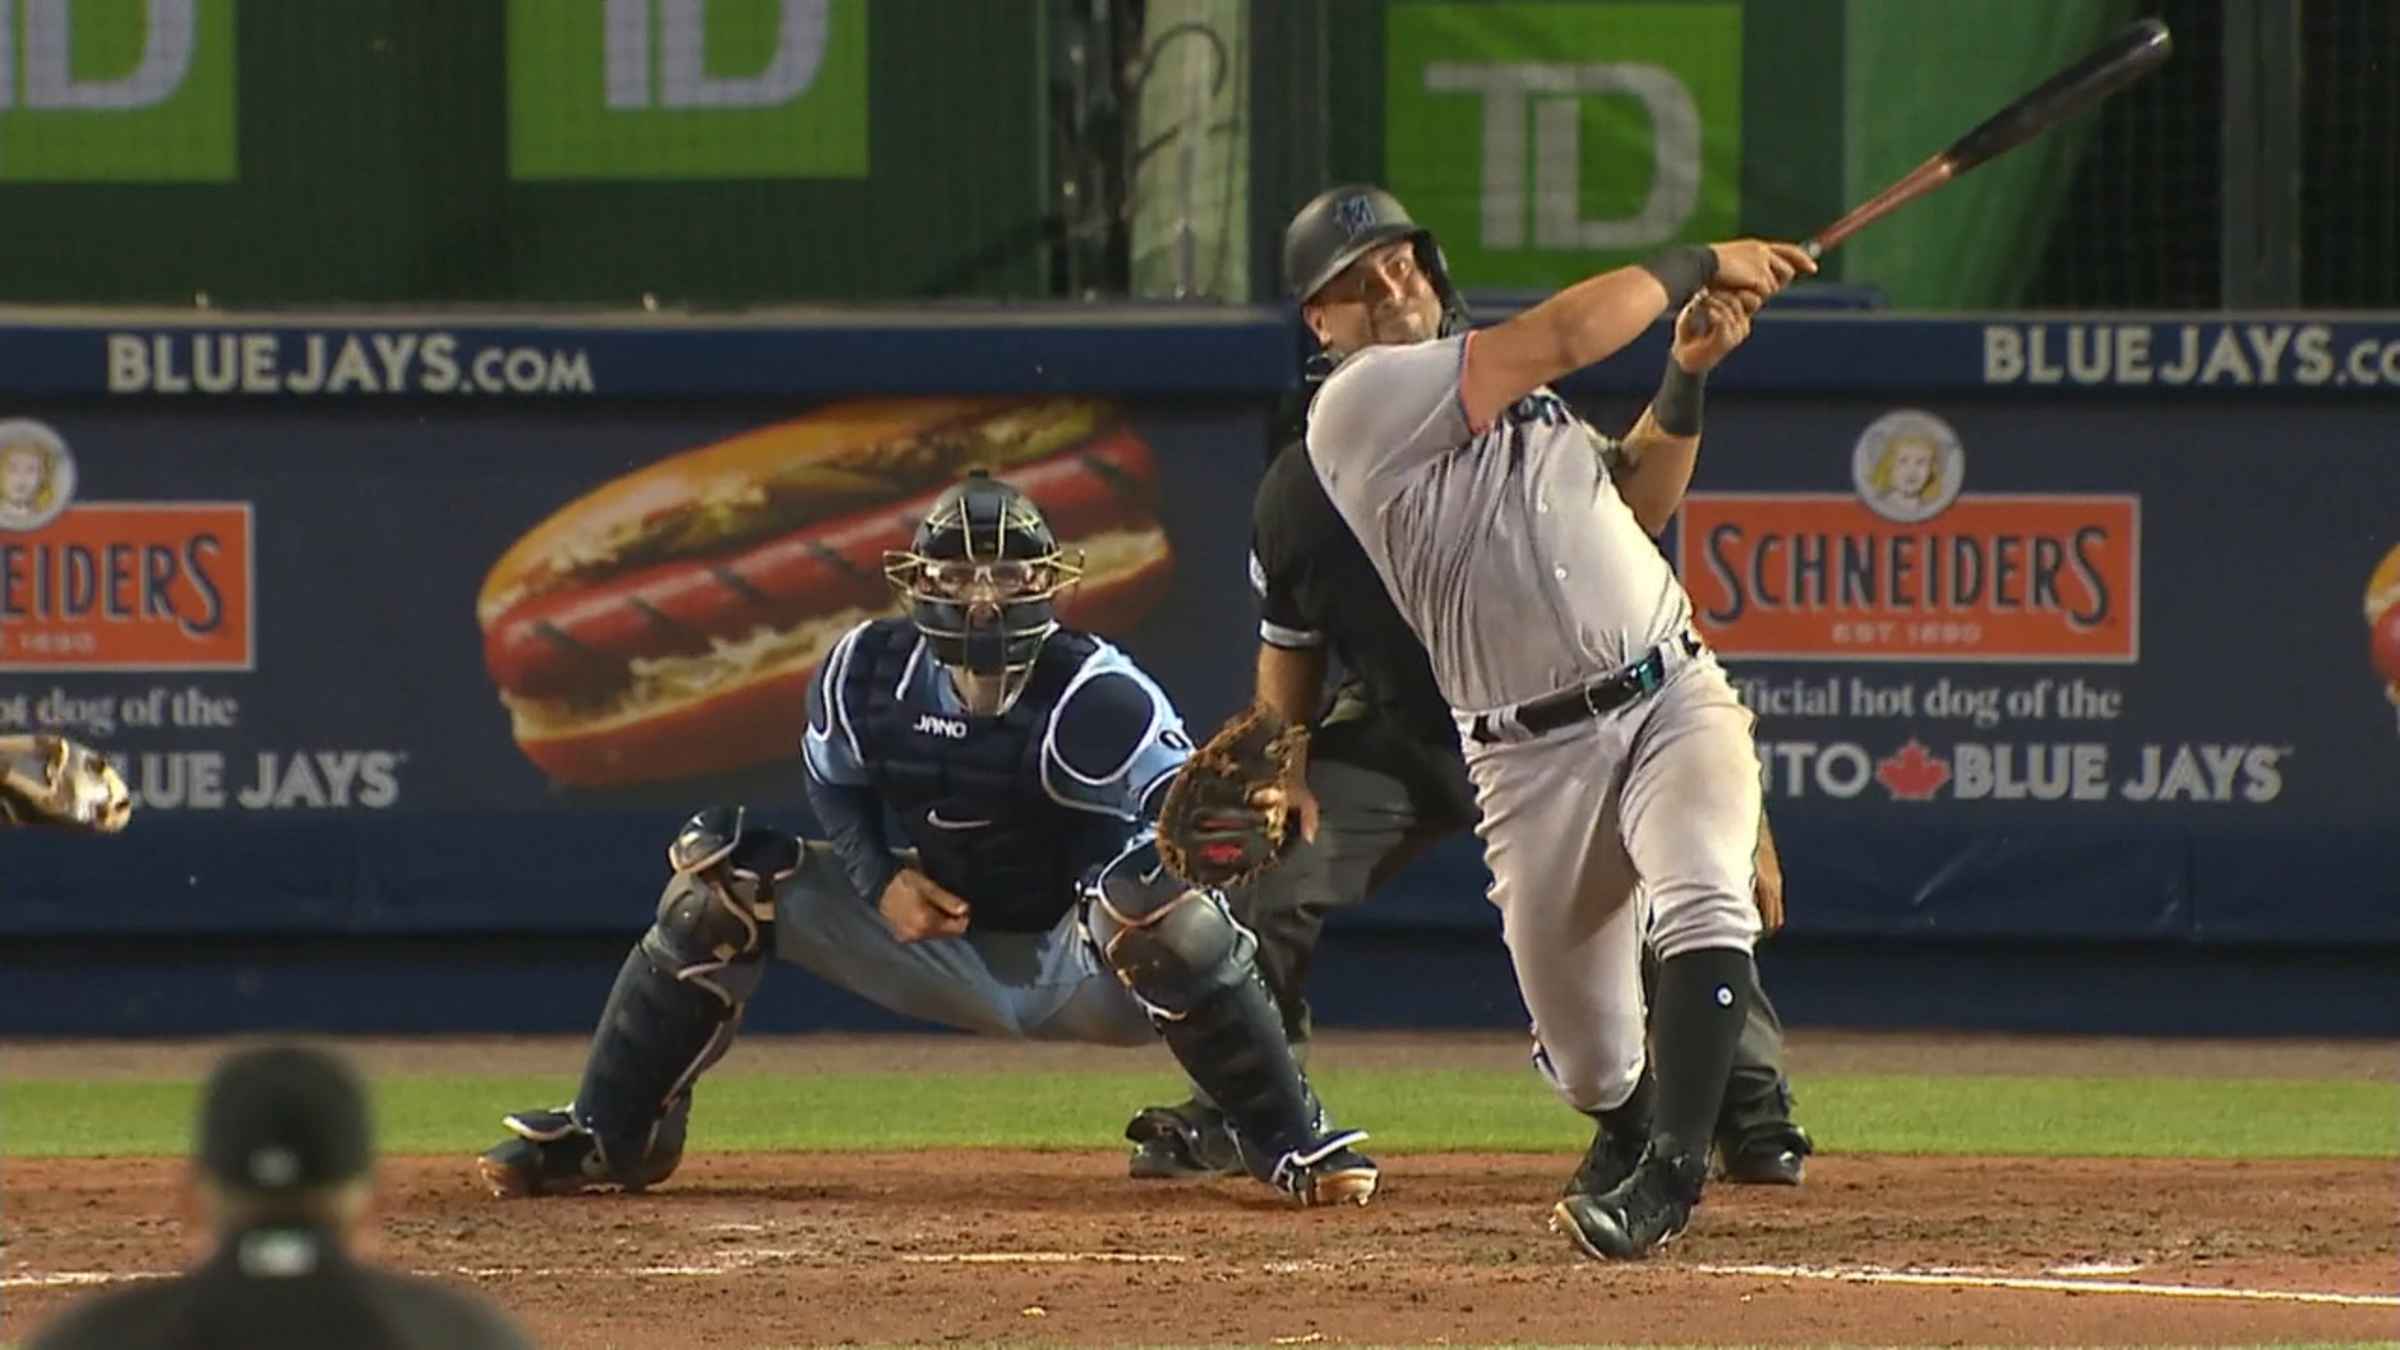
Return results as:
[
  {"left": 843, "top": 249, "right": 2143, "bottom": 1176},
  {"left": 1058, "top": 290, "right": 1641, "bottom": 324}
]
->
[{"left": 1290, "top": 185, "right": 1813, "bottom": 1258}]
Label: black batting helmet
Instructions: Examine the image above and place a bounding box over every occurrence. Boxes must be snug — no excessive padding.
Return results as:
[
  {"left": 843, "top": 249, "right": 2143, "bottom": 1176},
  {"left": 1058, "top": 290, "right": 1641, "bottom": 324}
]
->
[
  {"left": 882, "top": 471, "right": 1083, "bottom": 716},
  {"left": 1281, "top": 185, "right": 1470, "bottom": 337}
]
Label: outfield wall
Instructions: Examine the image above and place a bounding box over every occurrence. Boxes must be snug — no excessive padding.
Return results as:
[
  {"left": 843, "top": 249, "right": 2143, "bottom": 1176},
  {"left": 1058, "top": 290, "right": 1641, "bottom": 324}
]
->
[{"left": 1, "top": 306, "right": 2394, "bottom": 1033}]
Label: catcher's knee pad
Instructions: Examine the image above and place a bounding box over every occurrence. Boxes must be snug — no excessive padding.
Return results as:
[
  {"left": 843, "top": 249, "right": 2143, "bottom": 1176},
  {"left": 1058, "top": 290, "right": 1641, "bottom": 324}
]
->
[
  {"left": 571, "top": 807, "right": 799, "bottom": 1185},
  {"left": 1090, "top": 866, "right": 1254, "bottom": 1019}
]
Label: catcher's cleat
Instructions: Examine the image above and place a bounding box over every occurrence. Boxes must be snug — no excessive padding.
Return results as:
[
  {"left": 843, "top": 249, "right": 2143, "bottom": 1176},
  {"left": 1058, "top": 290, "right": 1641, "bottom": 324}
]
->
[
  {"left": 475, "top": 1105, "right": 683, "bottom": 1198},
  {"left": 1125, "top": 1102, "right": 1244, "bottom": 1180},
  {"left": 1551, "top": 1142, "right": 1705, "bottom": 1260},
  {"left": 1717, "top": 1123, "right": 1812, "bottom": 1186},
  {"left": 1256, "top": 1130, "right": 1379, "bottom": 1208}
]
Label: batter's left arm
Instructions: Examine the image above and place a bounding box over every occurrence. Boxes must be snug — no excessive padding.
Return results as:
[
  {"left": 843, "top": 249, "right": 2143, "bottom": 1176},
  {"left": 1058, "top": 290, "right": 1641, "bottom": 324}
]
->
[{"left": 1611, "top": 290, "right": 1756, "bottom": 535}]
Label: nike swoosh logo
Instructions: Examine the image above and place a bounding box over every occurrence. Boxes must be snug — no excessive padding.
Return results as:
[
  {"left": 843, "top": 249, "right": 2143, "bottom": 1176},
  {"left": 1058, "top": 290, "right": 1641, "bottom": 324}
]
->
[{"left": 924, "top": 810, "right": 995, "bottom": 830}]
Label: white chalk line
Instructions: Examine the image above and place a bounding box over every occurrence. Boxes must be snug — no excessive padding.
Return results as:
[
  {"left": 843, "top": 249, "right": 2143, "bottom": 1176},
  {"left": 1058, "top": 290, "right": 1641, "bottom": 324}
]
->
[
  {"left": 16, "top": 1255, "right": 2390, "bottom": 1309},
  {"left": 1697, "top": 1262, "right": 2400, "bottom": 1307}
]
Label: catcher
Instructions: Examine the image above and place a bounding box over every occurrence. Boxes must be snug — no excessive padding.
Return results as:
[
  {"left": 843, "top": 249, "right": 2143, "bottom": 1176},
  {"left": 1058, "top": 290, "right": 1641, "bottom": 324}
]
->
[
  {"left": 1, "top": 734, "right": 132, "bottom": 833},
  {"left": 475, "top": 472, "right": 1378, "bottom": 1208}
]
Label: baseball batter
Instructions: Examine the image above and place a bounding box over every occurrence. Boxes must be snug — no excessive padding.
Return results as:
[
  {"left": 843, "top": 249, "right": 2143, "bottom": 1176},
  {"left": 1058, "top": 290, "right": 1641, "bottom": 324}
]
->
[{"left": 1289, "top": 185, "right": 1813, "bottom": 1258}]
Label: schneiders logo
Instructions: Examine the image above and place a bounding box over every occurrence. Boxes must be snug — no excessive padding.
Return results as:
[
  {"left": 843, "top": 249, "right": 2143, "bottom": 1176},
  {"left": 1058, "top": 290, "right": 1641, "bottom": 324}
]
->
[{"left": 1678, "top": 409, "right": 2140, "bottom": 664}]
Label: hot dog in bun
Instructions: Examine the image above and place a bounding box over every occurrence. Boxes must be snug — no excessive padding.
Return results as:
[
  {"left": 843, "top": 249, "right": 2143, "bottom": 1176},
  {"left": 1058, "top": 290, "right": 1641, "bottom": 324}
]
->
[{"left": 477, "top": 398, "right": 1174, "bottom": 787}]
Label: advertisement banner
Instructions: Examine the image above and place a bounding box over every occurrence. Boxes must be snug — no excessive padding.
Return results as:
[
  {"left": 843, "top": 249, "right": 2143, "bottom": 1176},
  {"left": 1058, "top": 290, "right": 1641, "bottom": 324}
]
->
[
  {"left": 0, "top": 322, "right": 2391, "bottom": 948},
  {"left": 1383, "top": 1, "right": 1743, "bottom": 288},
  {"left": 1652, "top": 396, "right": 2400, "bottom": 945},
  {"left": 0, "top": 0, "right": 237, "bottom": 182},
  {"left": 12, "top": 314, "right": 2398, "bottom": 403},
  {"left": 508, "top": 0, "right": 870, "bottom": 180},
  {"left": 0, "top": 397, "right": 1271, "bottom": 935}
]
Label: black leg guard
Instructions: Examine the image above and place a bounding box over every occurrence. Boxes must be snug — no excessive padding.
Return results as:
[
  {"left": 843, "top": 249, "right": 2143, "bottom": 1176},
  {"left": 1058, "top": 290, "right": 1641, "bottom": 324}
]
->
[
  {"left": 522, "top": 809, "right": 796, "bottom": 1192},
  {"left": 1090, "top": 859, "right": 1376, "bottom": 1205}
]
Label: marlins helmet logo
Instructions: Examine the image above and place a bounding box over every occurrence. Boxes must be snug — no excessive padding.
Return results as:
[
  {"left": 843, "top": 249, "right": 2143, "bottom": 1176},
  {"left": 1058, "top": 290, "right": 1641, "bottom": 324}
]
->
[{"left": 1334, "top": 194, "right": 1378, "bottom": 237}]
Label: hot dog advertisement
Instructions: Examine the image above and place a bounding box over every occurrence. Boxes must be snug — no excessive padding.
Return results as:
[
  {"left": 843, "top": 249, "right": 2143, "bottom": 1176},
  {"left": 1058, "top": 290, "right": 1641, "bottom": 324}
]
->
[{"left": 476, "top": 399, "right": 1176, "bottom": 787}]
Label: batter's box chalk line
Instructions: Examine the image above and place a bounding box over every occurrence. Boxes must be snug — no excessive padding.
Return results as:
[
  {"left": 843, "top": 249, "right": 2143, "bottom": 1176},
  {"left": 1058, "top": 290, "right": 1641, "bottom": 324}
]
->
[
  {"left": 897, "top": 1251, "right": 1189, "bottom": 1264},
  {"left": 1696, "top": 1261, "right": 2400, "bottom": 1307}
]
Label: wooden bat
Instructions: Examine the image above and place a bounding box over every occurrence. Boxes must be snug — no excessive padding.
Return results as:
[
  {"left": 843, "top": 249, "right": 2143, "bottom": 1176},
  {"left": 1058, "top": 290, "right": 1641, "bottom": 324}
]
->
[{"left": 1802, "top": 18, "right": 2174, "bottom": 261}]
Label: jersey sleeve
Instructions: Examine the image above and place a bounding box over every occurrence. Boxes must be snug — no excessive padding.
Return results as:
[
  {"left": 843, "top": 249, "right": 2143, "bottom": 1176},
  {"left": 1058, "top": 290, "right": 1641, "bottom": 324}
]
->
[
  {"left": 1041, "top": 646, "right": 1192, "bottom": 821},
  {"left": 1304, "top": 333, "right": 1473, "bottom": 501},
  {"left": 1250, "top": 544, "right": 1322, "bottom": 650},
  {"left": 802, "top": 620, "right": 873, "bottom": 787}
]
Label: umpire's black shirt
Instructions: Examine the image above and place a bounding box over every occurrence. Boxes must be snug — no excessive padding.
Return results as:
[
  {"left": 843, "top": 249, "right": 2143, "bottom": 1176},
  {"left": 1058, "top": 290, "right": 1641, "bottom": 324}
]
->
[
  {"left": 1252, "top": 437, "right": 1458, "bottom": 751},
  {"left": 27, "top": 1223, "right": 532, "bottom": 1350}
]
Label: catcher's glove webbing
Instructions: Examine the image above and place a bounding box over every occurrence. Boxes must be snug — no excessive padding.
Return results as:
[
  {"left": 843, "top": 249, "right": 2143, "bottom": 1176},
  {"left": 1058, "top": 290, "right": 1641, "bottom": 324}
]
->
[
  {"left": 0, "top": 734, "right": 133, "bottom": 833},
  {"left": 1156, "top": 703, "right": 1306, "bottom": 889}
]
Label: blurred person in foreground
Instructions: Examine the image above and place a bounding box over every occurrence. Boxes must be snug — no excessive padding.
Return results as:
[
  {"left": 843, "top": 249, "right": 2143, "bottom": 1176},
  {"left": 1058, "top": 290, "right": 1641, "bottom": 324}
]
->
[{"left": 26, "top": 1044, "right": 532, "bottom": 1350}]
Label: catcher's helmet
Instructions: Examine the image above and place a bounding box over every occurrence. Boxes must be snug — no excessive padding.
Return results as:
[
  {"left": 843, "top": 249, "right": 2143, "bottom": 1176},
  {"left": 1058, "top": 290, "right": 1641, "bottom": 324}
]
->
[
  {"left": 883, "top": 471, "right": 1083, "bottom": 716},
  {"left": 1281, "top": 185, "right": 1470, "bottom": 337}
]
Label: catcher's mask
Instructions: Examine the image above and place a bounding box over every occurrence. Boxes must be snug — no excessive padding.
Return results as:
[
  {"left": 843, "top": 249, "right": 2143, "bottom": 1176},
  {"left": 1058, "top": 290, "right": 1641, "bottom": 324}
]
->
[
  {"left": 1282, "top": 184, "right": 1470, "bottom": 382},
  {"left": 883, "top": 470, "right": 1083, "bottom": 717}
]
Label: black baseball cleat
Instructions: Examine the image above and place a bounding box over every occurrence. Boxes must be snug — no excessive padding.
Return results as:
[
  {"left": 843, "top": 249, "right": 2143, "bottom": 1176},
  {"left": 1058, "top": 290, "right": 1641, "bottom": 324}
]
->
[
  {"left": 476, "top": 1107, "right": 611, "bottom": 1198},
  {"left": 1717, "top": 1124, "right": 1813, "bottom": 1186},
  {"left": 1246, "top": 1129, "right": 1380, "bottom": 1208},
  {"left": 1124, "top": 1101, "right": 1244, "bottom": 1180},
  {"left": 475, "top": 1103, "right": 686, "bottom": 1198},
  {"left": 1551, "top": 1143, "right": 1707, "bottom": 1260},
  {"left": 1561, "top": 1114, "right": 1647, "bottom": 1201}
]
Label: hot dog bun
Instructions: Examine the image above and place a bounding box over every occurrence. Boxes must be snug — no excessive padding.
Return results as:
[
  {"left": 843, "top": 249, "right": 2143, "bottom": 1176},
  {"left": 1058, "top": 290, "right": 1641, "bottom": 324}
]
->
[{"left": 480, "top": 399, "right": 1175, "bottom": 788}]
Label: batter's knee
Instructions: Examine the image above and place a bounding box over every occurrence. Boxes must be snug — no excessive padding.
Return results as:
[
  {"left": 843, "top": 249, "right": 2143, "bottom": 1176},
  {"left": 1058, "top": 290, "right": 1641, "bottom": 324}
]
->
[
  {"left": 1533, "top": 1027, "right": 1648, "bottom": 1116},
  {"left": 1648, "top": 887, "right": 1759, "bottom": 963}
]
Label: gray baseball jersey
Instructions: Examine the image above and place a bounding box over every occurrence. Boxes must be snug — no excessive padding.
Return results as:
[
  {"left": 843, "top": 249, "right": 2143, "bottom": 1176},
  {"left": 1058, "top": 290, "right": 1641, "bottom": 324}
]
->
[
  {"left": 1302, "top": 333, "right": 1690, "bottom": 713},
  {"left": 1305, "top": 331, "right": 1761, "bottom": 1117}
]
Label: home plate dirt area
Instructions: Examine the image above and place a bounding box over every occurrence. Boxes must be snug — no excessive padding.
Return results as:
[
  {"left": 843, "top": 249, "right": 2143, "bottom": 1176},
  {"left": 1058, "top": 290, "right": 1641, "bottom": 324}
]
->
[{"left": 5, "top": 1032, "right": 2394, "bottom": 1347}]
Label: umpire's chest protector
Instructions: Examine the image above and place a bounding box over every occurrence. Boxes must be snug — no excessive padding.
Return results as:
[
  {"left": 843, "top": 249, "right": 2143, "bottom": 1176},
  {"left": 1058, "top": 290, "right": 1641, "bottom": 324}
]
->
[{"left": 844, "top": 624, "right": 1101, "bottom": 930}]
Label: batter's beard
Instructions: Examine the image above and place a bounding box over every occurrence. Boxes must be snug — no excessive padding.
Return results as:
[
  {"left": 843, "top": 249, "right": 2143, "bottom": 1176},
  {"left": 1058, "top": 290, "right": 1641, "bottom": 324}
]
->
[{"left": 1366, "top": 302, "right": 1438, "bottom": 346}]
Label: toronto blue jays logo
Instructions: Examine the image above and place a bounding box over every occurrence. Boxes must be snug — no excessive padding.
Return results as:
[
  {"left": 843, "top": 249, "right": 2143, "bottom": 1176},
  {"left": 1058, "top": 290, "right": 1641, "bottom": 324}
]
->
[{"left": 1334, "top": 194, "right": 1378, "bottom": 237}]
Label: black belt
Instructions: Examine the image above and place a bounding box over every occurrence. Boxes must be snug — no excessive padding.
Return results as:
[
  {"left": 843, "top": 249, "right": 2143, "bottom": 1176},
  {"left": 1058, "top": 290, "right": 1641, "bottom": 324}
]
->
[{"left": 1468, "top": 631, "right": 1703, "bottom": 745}]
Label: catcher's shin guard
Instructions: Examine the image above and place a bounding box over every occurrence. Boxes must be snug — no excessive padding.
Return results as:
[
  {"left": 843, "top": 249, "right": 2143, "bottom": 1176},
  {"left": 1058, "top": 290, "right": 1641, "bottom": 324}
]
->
[
  {"left": 514, "top": 808, "right": 795, "bottom": 1193},
  {"left": 1091, "top": 859, "right": 1375, "bottom": 1206}
]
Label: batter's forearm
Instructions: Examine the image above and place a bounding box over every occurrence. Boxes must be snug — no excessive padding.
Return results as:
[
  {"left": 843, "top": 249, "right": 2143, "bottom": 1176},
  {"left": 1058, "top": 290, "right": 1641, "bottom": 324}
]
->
[
  {"left": 1614, "top": 408, "right": 1701, "bottom": 537},
  {"left": 1462, "top": 247, "right": 1716, "bottom": 432}
]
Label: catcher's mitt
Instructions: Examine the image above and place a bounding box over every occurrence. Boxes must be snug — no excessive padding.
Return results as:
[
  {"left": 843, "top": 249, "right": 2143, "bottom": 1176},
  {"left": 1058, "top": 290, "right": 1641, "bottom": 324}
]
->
[
  {"left": 0, "top": 734, "right": 133, "bottom": 833},
  {"left": 1155, "top": 703, "right": 1307, "bottom": 889}
]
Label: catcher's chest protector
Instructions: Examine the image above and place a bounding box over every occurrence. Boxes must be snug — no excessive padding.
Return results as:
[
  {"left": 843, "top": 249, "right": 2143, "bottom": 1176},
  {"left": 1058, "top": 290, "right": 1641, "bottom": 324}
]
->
[{"left": 847, "top": 620, "right": 1098, "bottom": 931}]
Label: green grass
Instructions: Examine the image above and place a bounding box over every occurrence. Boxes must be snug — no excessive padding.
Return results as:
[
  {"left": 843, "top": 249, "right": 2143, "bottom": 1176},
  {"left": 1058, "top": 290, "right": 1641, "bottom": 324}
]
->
[{"left": 5, "top": 1068, "right": 2393, "bottom": 1160}]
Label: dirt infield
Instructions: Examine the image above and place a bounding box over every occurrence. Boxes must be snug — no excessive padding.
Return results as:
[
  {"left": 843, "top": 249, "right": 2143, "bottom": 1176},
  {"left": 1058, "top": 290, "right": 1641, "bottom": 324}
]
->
[{"left": 5, "top": 1032, "right": 2396, "bottom": 1348}]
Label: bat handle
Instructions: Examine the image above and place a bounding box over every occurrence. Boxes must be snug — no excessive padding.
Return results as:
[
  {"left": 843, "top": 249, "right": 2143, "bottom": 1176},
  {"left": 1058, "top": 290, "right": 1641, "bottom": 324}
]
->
[{"left": 1802, "top": 239, "right": 1825, "bottom": 262}]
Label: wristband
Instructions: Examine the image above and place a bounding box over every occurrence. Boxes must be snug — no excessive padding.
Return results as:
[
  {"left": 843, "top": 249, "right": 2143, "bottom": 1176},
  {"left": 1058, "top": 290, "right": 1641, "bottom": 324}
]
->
[
  {"left": 1654, "top": 362, "right": 1706, "bottom": 437},
  {"left": 1637, "top": 245, "right": 1718, "bottom": 311}
]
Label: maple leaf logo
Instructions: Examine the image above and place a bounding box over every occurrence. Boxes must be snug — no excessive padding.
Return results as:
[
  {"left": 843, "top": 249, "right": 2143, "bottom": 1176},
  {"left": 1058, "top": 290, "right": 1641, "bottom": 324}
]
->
[{"left": 1876, "top": 739, "right": 1951, "bottom": 801}]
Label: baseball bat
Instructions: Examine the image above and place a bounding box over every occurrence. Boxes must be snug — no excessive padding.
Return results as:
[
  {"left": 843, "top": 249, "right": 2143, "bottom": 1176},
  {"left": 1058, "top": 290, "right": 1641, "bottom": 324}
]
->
[{"left": 1801, "top": 17, "right": 2173, "bottom": 260}]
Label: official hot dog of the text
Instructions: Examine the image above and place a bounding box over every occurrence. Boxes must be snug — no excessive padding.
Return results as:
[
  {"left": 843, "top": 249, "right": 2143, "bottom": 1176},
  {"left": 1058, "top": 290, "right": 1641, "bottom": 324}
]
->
[{"left": 107, "top": 332, "right": 596, "bottom": 396}]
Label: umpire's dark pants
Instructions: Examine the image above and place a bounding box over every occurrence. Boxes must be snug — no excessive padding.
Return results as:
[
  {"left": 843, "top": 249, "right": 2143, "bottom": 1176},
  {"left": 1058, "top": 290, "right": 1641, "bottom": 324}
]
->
[{"left": 1197, "top": 689, "right": 1798, "bottom": 1146}]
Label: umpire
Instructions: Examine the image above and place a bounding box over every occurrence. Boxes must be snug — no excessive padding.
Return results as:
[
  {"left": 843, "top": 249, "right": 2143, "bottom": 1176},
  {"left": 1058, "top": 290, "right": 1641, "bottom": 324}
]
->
[
  {"left": 1122, "top": 416, "right": 1813, "bottom": 1188},
  {"left": 27, "top": 1044, "right": 533, "bottom": 1350}
]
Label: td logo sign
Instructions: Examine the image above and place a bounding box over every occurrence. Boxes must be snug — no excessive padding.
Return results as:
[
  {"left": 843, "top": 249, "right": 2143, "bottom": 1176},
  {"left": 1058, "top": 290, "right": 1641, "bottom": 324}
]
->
[
  {"left": 511, "top": 0, "right": 868, "bottom": 180},
  {"left": 1385, "top": 2, "right": 1740, "bottom": 287},
  {"left": 0, "top": 0, "right": 235, "bottom": 182}
]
